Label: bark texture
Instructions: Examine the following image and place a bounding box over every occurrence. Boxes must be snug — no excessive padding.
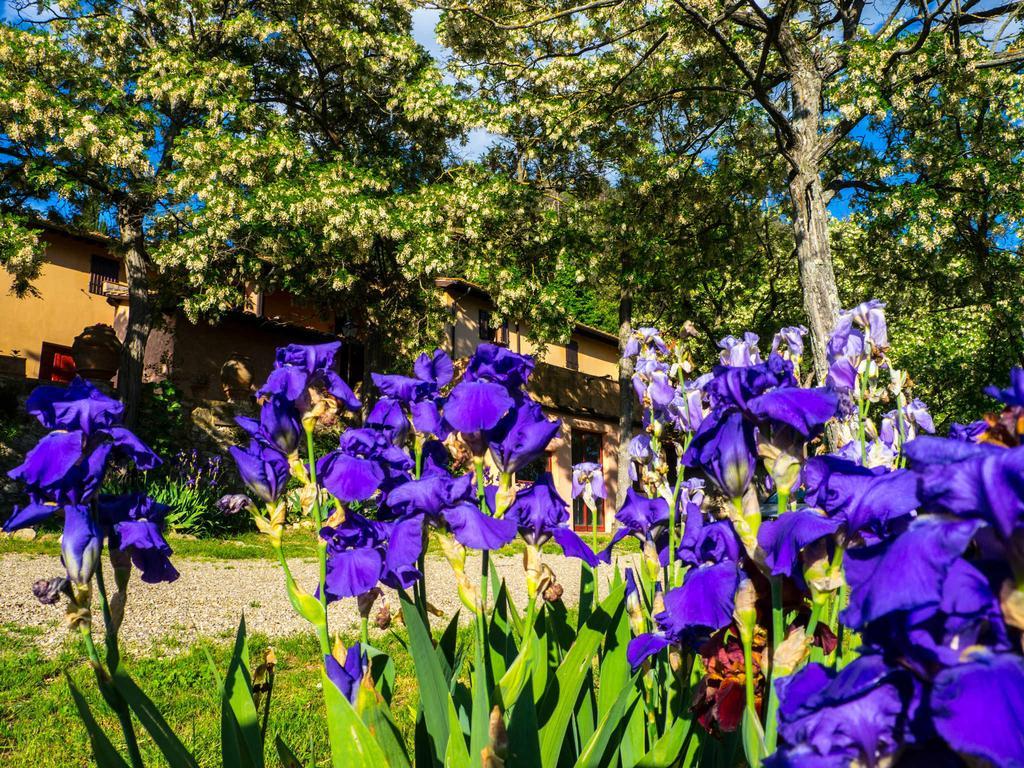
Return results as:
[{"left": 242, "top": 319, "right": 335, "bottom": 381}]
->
[
  {"left": 785, "top": 58, "right": 841, "bottom": 384},
  {"left": 116, "top": 207, "right": 151, "bottom": 429}
]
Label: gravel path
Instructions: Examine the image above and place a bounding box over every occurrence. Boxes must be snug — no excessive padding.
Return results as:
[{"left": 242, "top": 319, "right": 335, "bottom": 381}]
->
[{"left": 0, "top": 551, "right": 627, "bottom": 654}]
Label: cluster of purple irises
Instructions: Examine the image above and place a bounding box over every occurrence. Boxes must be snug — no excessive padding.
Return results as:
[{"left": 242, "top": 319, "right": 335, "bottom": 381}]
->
[
  {"left": 230, "top": 341, "right": 602, "bottom": 598},
  {"left": 4, "top": 379, "right": 177, "bottom": 626},
  {"left": 226, "top": 340, "right": 606, "bottom": 698},
  {"left": 616, "top": 303, "right": 1024, "bottom": 767}
]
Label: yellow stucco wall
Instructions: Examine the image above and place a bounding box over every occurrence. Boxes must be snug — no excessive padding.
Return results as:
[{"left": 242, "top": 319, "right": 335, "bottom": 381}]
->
[
  {"left": 0, "top": 232, "right": 120, "bottom": 378},
  {"left": 442, "top": 291, "right": 618, "bottom": 379}
]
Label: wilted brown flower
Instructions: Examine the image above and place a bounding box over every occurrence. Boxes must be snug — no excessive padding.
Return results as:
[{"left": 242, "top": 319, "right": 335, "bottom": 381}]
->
[{"left": 692, "top": 626, "right": 767, "bottom": 735}]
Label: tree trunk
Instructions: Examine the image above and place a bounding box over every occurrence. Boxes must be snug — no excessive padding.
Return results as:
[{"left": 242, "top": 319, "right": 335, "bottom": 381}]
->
[
  {"left": 789, "top": 170, "right": 840, "bottom": 384},
  {"left": 616, "top": 265, "right": 634, "bottom": 509},
  {"left": 787, "top": 61, "right": 841, "bottom": 384},
  {"left": 116, "top": 207, "right": 151, "bottom": 429}
]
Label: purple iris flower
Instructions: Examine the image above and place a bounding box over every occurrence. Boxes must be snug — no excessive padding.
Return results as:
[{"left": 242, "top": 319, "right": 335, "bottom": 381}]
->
[
  {"left": 802, "top": 456, "right": 920, "bottom": 537},
  {"left": 746, "top": 386, "right": 838, "bottom": 441},
  {"left": 767, "top": 655, "right": 917, "bottom": 768},
  {"left": 847, "top": 299, "right": 889, "bottom": 349},
  {"left": 704, "top": 354, "right": 797, "bottom": 412},
  {"left": 62, "top": 505, "right": 101, "bottom": 585},
  {"left": 623, "top": 327, "right": 668, "bottom": 359},
  {"left": 372, "top": 373, "right": 434, "bottom": 403},
  {"left": 443, "top": 381, "right": 514, "bottom": 451},
  {"left": 717, "top": 333, "right": 762, "bottom": 367},
  {"left": 682, "top": 409, "right": 757, "bottom": 500},
  {"left": 757, "top": 508, "right": 842, "bottom": 578},
  {"left": 571, "top": 462, "right": 606, "bottom": 501},
  {"left": 627, "top": 561, "right": 740, "bottom": 666},
  {"left": 609, "top": 488, "right": 669, "bottom": 548},
  {"left": 841, "top": 516, "right": 982, "bottom": 630},
  {"left": 324, "top": 643, "right": 367, "bottom": 704},
  {"left": 384, "top": 472, "right": 516, "bottom": 551},
  {"left": 5, "top": 380, "right": 160, "bottom": 529},
  {"left": 632, "top": 369, "right": 676, "bottom": 410},
  {"left": 669, "top": 385, "right": 705, "bottom": 433},
  {"left": 880, "top": 399, "right": 936, "bottom": 447},
  {"left": 486, "top": 397, "right": 560, "bottom": 474},
  {"left": 258, "top": 341, "right": 360, "bottom": 412},
  {"left": 623, "top": 329, "right": 661, "bottom": 361},
  {"left": 228, "top": 440, "right": 290, "bottom": 504},
  {"left": 907, "top": 438, "right": 1024, "bottom": 539},
  {"left": 676, "top": 505, "right": 740, "bottom": 567},
  {"left": 506, "top": 474, "right": 600, "bottom": 565},
  {"left": 860, "top": 557, "right": 1009, "bottom": 673},
  {"left": 825, "top": 316, "right": 865, "bottom": 392},
  {"left": 365, "top": 397, "right": 410, "bottom": 443},
  {"left": 26, "top": 378, "right": 124, "bottom": 433},
  {"left": 236, "top": 393, "right": 301, "bottom": 455},
  {"left": 319, "top": 427, "right": 413, "bottom": 503},
  {"left": 7, "top": 434, "right": 112, "bottom": 514},
  {"left": 948, "top": 420, "right": 988, "bottom": 442},
  {"left": 414, "top": 348, "right": 455, "bottom": 387},
  {"left": 771, "top": 326, "right": 807, "bottom": 359},
  {"left": 985, "top": 367, "right": 1024, "bottom": 406},
  {"left": 317, "top": 440, "right": 384, "bottom": 504},
  {"left": 463, "top": 343, "right": 534, "bottom": 389},
  {"left": 627, "top": 433, "right": 653, "bottom": 481},
  {"left": 930, "top": 652, "right": 1024, "bottom": 767},
  {"left": 905, "top": 398, "right": 935, "bottom": 434},
  {"left": 370, "top": 349, "right": 454, "bottom": 440},
  {"left": 322, "top": 512, "right": 424, "bottom": 599},
  {"left": 99, "top": 494, "right": 179, "bottom": 583}
]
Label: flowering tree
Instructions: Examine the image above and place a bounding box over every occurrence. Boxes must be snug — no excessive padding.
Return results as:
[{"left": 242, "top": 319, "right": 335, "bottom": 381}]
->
[
  {"left": 433, "top": 0, "right": 1024, "bottom": 382},
  {"left": 0, "top": 0, "right": 302, "bottom": 423}
]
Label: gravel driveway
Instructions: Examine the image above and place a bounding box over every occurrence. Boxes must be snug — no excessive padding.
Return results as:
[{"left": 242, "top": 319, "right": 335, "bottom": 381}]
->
[{"left": 0, "top": 551, "right": 628, "bottom": 654}]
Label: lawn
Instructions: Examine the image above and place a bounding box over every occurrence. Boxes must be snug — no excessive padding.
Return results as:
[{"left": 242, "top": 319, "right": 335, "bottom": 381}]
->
[
  {"left": 0, "top": 621, "right": 425, "bottom": 767},
  {"left": 0, "top": 528, "right": 636, "bottom": 561}
]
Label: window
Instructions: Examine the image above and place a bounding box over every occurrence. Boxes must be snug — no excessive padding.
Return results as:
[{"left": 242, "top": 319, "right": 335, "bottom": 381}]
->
[
  {"left": 478, "top": 310, "right": 509, "bottom": 345},
  {"left": 38, "top": 343, "right": 76, "bottom": 383},
  {"left": 566, "top": 340, "right": 579, "bottom": 371},
  {"left": 89, "top": 255, "right": 120, "bottom": 295},
  {"left": 516, "top": 452, "right": 552, "bottom": 485},
  {"left": 571, "top": 429, "right": 605, "bottom": 532}
]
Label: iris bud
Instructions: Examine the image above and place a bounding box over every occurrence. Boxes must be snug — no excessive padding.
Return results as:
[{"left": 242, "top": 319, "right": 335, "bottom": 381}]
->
[
  {"left": 733, "top": 578, "right": 758, "bottom": 646},
  {"left": 803, "top": 539, "right": 844, "bottom": 603},
  {"left": 523, "top": 543, "right": 543, "bottom": 599},
  {"left": 773, "top": 627, "right": 811, "bottom": 677}
]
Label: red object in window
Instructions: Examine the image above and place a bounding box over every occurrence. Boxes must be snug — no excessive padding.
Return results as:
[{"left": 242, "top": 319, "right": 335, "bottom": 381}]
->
[{"left": 39, "top": 343, "right": 77, "bottom": 383}]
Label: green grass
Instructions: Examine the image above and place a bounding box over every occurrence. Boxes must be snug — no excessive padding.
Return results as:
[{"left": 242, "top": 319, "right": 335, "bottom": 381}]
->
[
  {"left": 0, "top": 529, "right": 640, "bottom": 561},
  {"left": 0, "top": 621, "right": 425, "bottom": 767}
]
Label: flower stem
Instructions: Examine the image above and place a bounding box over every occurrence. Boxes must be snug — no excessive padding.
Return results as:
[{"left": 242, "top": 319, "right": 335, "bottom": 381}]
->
[
  {"left": 80, "top": 624, "right": 103, "bottom": 672},
  {"left": 94, "top": 565, "right": 120, "bottom": 673},
  {"left": 667, "top": 462, "right": 684, "bottom": 588},
  {"left": 741, "top": 631, "right": 757, "bottom": 718},
  {"left": 474, "top": 458, "right": 490, "bottom": 613},
  {"left": 80, "top": 618, "right": 144, "bottom": 768},
  {"left": 805, "top": 599, "right": 824, "bottom": 641},
  {"left": 764, "top": 576, "right": 784, "bottom": 752},
  {"left": 305, "top": 427, "right": 329, "bottom": 620},
  {"left": 274, "top": 541, "right": 330, "bottom": 654}
]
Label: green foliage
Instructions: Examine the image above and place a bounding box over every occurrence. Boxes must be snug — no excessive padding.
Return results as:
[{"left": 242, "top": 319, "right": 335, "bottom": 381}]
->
[{"left": 136, "top": 382, "right": 191, "bottom": 461}]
